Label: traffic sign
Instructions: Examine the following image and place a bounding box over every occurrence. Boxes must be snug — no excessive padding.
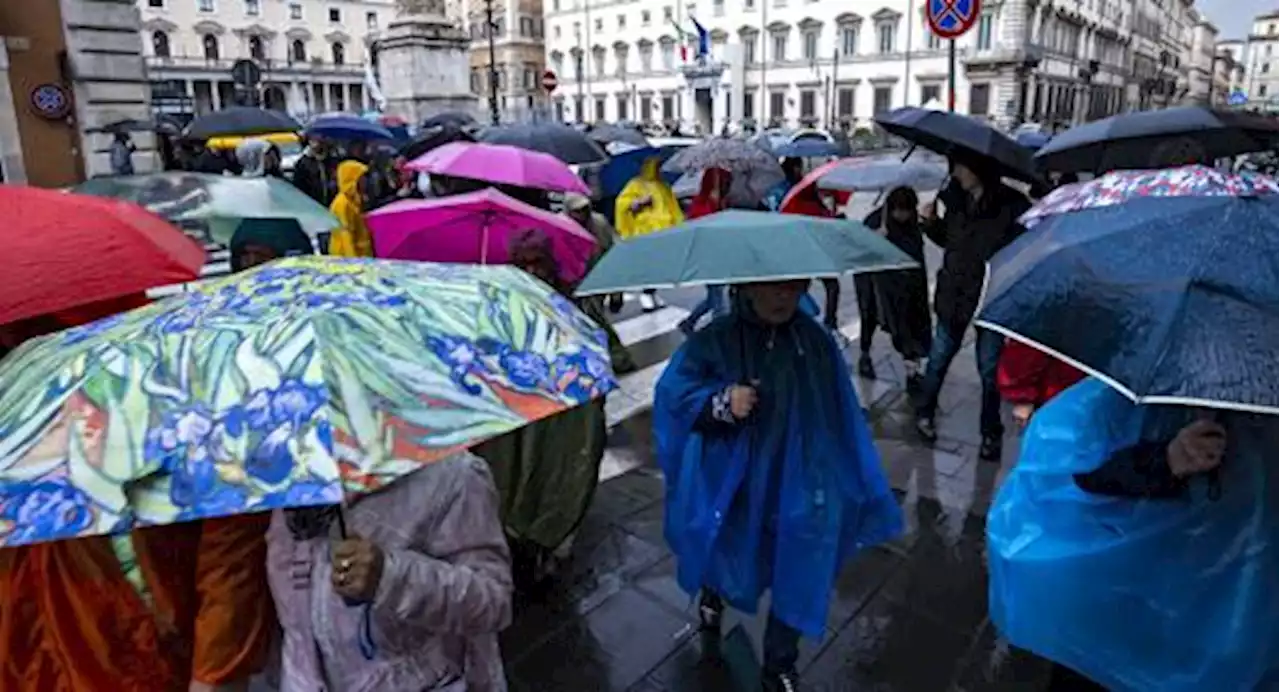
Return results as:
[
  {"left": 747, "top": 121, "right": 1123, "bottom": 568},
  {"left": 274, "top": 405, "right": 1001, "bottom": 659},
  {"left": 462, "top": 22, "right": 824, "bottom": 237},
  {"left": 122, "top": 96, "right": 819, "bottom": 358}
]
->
[
  {"left": 541, "top": 69, "right": 558, "bottom": 93},
  {"left": 926, "top": 0, "right": 981, "bottom": 39},
  {"left": 1228, "top": 89, "right": 1248, "bottom": 106}
]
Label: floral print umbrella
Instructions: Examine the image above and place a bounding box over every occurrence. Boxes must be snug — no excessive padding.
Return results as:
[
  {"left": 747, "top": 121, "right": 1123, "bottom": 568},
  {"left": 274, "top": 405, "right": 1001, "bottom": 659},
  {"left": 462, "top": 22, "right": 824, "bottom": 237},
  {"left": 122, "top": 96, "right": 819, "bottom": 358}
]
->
[
  {"left": 1021, "top": 164, "right": 1279, "bottom": 230},
  {"left": 0, "top": 256, "right": 616, "bottom": 548}
]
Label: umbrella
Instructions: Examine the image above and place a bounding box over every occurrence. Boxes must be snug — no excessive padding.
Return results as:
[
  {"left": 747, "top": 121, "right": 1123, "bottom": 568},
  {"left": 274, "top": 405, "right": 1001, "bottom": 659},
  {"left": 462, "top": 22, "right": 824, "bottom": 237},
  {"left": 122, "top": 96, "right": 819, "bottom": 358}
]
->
[
  {"left": 400, "top": 123, "right": 475, "bottom": 160},
  {"left": 773, "top": 139, "right": 842, "bottom": 158},
  {"left": 587, "top": 123, "right": 650, "bottom": 148},
  {"left": 478, "top": 122, "right": 608, "bottom": 165},
  {"left": 1020, "top": 164, "right": 1280, "bottom": 230},
  {"left": 305, "top": 113, "right": 394, "bottom": 141},
  {"left": 0, "top": 256, "right": 616, "bottom": 547},
  {"left": 777, "top": 158, "right": 856, "bottom": 212},
  {"left": 664, "top": 138, "right": 786, "bottom": 204},
  {"left": 598, "top": 145, "right": 682, "bottom": 198},
  {"left": 975, "top": 191, "right": 1279, "bottom": 414},
  {"left": 874, "top": 107, "right": 1039, "bottom": 183},
  {"left": 575, "top": 210, "right": 918, "bottom": 296},
  {"left": 422, "top": 111, "right": 478, "bottom": 130},
  {"left": 815, "top": 157, "right": 950, "bottom": 193},
  {"left": 73, "top": 172, "right": 339, "bottom": 245},
  {"left": 1034, "top": 106, "right": 1279, "bottom": 173},
  {"left": 405, "top": 141, "right": 589, "bottom": 195},
  {"left": 367, "top": 189, "right": 597, "bottom": 283},
  {"left": 87, "top": 118, "right": 159, "bottom": 135},
  {"left": 1014, "top": 130, "right": 1051, "bottom": 151},
  {"left": 184, "top": 107, "right": 301, "bottom": 140},
  {"left": 0, "top": 186, "right": 204, "bottom": 326}
]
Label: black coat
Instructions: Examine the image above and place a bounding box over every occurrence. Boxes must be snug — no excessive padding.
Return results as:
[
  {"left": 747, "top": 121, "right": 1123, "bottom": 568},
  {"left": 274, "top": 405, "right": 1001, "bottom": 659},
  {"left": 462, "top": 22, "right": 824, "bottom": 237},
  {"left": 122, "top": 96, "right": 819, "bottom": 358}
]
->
[
  {"left": 863, "top": 207, "right": 933, "bottom": 360},
  {"left": 291, "top": 153, "right": 337, "bottom": 206},
  {"left": 922, "top": 181, "right": 1030, "bottom": 334}
]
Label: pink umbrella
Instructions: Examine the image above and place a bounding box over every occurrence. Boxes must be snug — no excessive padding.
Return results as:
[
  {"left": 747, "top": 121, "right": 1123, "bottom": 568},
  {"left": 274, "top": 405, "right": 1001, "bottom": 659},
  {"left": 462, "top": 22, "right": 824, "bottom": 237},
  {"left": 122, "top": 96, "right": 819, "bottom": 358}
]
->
[
  {"left": 367, "top": 188, "right": 598, "bottom": 283},
  {"left": 405, "top": 141, "right": 591, "bottom": 195}
]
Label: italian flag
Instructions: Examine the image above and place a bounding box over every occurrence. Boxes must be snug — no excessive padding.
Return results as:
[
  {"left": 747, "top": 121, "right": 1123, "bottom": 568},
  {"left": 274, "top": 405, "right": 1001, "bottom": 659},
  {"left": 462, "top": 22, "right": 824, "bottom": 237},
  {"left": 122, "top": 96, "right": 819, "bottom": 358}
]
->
[{"left": 669, "top": 18, "right": 689, "bottom": 61}]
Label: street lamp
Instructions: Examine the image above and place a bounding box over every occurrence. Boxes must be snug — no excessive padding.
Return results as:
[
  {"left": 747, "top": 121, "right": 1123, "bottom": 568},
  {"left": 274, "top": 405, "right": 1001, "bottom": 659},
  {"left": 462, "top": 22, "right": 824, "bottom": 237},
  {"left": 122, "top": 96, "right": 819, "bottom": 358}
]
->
[{"left": 485, "top": 0, "right": 500, "bottom": 125}]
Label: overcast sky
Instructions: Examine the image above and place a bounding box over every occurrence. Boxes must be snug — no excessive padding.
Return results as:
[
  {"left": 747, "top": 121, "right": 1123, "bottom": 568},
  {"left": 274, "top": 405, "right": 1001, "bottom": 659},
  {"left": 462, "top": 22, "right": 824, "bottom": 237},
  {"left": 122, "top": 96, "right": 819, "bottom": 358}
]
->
[{"left": 1197, "top": 0, "right": 1274, "bottom": 40}]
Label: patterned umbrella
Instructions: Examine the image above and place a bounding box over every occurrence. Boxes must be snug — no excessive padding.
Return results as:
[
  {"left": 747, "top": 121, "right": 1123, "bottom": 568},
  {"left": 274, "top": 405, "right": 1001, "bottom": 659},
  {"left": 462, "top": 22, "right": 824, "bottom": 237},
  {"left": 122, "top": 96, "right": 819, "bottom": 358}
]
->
[
  {"left": 0, "top": 256, "right": 616, "bottom": 547},
  {"left": 663, "top": 138, "right": 786, "bottom": 203},
  {"left": 1020, "top": 164, "right": 1280, "bottom": 230}
]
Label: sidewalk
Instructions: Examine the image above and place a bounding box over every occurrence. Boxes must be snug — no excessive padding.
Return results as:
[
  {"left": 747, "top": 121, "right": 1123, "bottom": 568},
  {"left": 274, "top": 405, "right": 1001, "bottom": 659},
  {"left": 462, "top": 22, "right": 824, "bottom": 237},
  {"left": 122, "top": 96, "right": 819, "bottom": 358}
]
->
[{"left": 502, "top": 334, "right": 1055, "bottom": 692}]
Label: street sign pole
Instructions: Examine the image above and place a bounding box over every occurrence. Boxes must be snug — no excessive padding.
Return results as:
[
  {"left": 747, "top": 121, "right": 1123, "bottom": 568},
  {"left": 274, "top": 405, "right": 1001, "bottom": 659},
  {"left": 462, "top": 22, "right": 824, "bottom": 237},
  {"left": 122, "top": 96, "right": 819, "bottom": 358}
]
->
[
  {"left": 948, "top": 40, "right": 956, "bottom": 112},
  {"left": 926, "top": 0, "right": 979, "bottom": 114},
  {"left": 485, "top": 0, "right": 500, "bottom": 126}
]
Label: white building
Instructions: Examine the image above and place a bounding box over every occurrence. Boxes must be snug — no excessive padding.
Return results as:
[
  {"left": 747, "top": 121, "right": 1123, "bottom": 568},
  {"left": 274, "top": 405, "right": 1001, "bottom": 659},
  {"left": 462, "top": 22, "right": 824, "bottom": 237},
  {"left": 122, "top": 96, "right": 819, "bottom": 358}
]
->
[
  {"left": 1215, "top": 38, "right": 1247, "bottom": 100},
  {"left": 137, "top": 0, "right": 398, "bottom": 120},
  {"left": 1242, "top": 10, "right": 1279, "bottom": 111},
  {"left": 541, "top": 0, "right": 1175, "bottom": 132}
]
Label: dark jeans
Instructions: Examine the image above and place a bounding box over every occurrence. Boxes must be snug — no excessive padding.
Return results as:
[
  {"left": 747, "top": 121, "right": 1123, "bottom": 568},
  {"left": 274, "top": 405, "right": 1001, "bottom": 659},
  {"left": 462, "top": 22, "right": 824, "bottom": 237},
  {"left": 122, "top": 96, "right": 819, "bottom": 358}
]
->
[
  {"left": 701, "top": 592, "right": 801, "bottom": 674},
  {"left": 916, "top": 323, "right": 1005, "bottom": 437}
]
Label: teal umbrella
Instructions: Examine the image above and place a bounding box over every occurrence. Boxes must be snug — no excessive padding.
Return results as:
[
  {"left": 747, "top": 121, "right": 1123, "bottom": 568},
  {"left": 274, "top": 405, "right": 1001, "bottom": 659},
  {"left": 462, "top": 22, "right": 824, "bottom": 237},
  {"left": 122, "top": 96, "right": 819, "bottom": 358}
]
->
[
  {"left": 73, "top": 172, "right": 339, "bottom": 245},
  {"left": 574, "top": 210, "right": 918, "bottom": 296}
]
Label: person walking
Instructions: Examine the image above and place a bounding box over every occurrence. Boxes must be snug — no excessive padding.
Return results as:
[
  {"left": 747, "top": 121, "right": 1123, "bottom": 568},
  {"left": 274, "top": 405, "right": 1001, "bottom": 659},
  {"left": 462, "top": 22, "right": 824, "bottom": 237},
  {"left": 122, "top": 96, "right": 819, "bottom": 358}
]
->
[
  {"left": 678, "top": 167, "right": 732, "bottom": 334},
  {"left": 327, "top": 160, "right": 374, "bottom": 257},
  {"left": 615, "top": 156, "right": 685, "bottom": 312},
  {"left": 292, "top": 137, "right": 338, "bottom": 205},
  {"left": 778, "top": 172, "right": 842, "bottom": 335},
  {"left": 109, "top": 131, "right": 136, "bottom": 176},
  {"left": 862, "top": 187, "right": 933, "bottom": 389},
  {"left": 996, "top": 340, "right": 1085, "bottom": 429},
  {"left": 914, "top": 157, "right": 1030, "bottom": 461}
]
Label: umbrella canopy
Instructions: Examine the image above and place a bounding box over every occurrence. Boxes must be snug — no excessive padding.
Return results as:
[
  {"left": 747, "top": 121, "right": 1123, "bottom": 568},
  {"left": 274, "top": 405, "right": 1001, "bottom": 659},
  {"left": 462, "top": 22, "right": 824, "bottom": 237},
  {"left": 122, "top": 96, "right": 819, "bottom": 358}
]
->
[
  {"left": 587, "top": 123, "right": 650, "bottom": 148},
  {"left": 0, "top": 256, "right": 616, "bottom": 547},
  {"left": 777, "top": 158, "right": 856, "bottom": 211},
  {"left": 1034, "top": 106, "right": 1279, "bottom": 173},
  {"left": 87, "top": 118, "right": 159, "bottom": 135},
  {"left": 664, "top": 138, "right": 786, "bottom": 204},
  {"left": 815, "top": 157, "right": 949, "bottom": 193},
  {"left": 400, "top": 123, "right": 475, "bottom": 160},
  {"left": 405, "top": 141, "right": 589, "bottom": 195},
  {"left": 367, "top": 189, "right": 598, "bottom": 283},
  {"left": 1020, "top": 164, "right": 1280, "bottom": 230},
  {"left": 773, "top": 139, "right": 842, "bottom": 158},
  {"left": 306, "top": 113, "right": 394, "bottom": 141},
  {"left": 976, "top": 192, "right": 1279, "bottom": 414},
  {"left": 874, "top": 107, "right": 1039, "bottom": 183},
  {"left": 575, "top": 209, "right": 917, "bottom": 296},
  {"left": 478, "top": 122, "right": 608, "bottom": 165},
  {"left": 0, "top": 186, "right": 205, "bottom": 326},
  {"left": 73, "top": 172, "right": 339, "bottom": 245},
  {"left": 598, "top": 145, "right": 682, "bottom": 198},
  {"left": 1014, "top": 130, "right": 1051, "bottom": 151},
  {"left": 422, "top": 111, "right": 478, "bottom": 130},
  {"left": 184, "top": 107, "right": 301, "bottom": 140}
]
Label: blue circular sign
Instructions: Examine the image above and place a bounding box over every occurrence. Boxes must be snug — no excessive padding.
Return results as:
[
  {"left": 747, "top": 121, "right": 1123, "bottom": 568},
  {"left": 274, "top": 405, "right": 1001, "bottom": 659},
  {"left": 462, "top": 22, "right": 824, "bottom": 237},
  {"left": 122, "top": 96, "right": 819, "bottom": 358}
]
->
[
  {"left": 1228, "top": 90, "right": 1248, "bottom": 106},
  {"left": 927, "top": 0, "right": 980, "bottom": 39},
  {"left": 30, "top": 83, "right": 71, "bottom": 120}
]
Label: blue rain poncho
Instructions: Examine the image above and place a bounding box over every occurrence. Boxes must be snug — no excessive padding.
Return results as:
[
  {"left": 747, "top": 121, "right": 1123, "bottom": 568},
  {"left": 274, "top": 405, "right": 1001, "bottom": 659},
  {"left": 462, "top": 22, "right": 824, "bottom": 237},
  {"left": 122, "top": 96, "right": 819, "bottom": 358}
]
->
[
  {"left": 988, "top": 378, "right": 1278, "bottom": 691},
  {"left": 653, "top": 295, "right": 903, "bottom": 637}
]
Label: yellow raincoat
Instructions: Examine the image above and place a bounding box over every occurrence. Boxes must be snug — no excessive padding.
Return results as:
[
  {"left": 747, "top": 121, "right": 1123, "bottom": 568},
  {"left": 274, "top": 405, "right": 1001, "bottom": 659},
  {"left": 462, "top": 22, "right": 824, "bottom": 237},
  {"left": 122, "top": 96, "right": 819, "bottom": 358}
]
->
[
  {"left": 614, "top": 157, "right": 684, "bottom": 239},
  {"left": 327, "top": 160, "right": 373, "bottom": 257}
]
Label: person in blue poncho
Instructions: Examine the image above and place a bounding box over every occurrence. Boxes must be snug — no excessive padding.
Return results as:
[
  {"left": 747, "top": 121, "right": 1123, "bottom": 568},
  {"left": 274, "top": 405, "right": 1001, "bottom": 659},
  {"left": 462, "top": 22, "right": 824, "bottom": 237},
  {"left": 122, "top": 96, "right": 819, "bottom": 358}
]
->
[
  {"left": 653, "top": 279, "right": 904, "bottom": 692},
  {"left": 988, "top": 378, "right": 1278, "bottom": 692}
]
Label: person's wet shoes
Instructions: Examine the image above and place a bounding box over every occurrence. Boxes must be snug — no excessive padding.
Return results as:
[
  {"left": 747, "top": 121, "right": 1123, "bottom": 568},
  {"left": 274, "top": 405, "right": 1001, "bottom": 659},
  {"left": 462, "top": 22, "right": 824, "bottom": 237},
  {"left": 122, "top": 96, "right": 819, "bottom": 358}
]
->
[
  {"left": 857, "top": 353, "right": 876, "bottom": 379},
  {"left": 980, "top": 434, "right": 1003, "bottom": 461},
  {"left": 607, "top": 293, "right": 624, "bottom": 313},
  {"left": 915, "top": 416, "right": 938, "bottom": 443},
  {"left": 762, "top": 669, "right": 800, "bottom": 692}
]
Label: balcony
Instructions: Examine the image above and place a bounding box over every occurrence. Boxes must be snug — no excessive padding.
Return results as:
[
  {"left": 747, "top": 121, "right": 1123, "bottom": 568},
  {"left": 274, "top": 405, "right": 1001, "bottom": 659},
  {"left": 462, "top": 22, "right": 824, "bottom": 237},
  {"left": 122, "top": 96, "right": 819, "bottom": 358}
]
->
[{"left": 146, "top": 54, "right": 364, "bottom": 78}]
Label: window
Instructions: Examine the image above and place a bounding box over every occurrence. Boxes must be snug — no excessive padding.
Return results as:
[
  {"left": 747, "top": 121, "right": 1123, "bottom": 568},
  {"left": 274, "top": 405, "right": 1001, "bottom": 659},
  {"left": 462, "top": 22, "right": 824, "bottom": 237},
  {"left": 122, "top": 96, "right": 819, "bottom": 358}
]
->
[
  {"left": 367, "top": 12, "right": 378, "bottom": 29},
  {"left": 743, "top": 89, "right": 755, "bottom": 118},
  {"left": 799, "top": 89, "right": 816, "bottom": 118},
  {"left": 713, "top": 0, "right": 724, "bottom": 16},
  {"left": 554, "top": 25, "right": 561, "bottom": 38},
  {"left": 662, "top": 94, "right": 675, "bottom": 120},
  {"left": 772, "top": 33, "right": 786, "bottom": 62},
  {"left": 594, "top": 17, "right": 602, "bottom": 31},
  {"left": 802, "top": 31, "right": 818, "bottom": 61},
  {"left": 873, "top": 85, "right": 891, "bottom": 113},
  {"left": 743, "top": 34, "right": 756, "bottom": 63},
  {"left": 594, "top": 96, "right": 606, "bottom": 121},
  {"left": 1263, "top": 62, "right": 1271, "bottom": 74},
  {"left": 969, "top": 82, "right": 990, "bottom": 115},
  {"left": 1260, "top": 84, "right": 1269, "bottom": 97},
  {"left": 290, "top": 39, "right": 306, "bottom": 62},
  {"left": 639, "top": 42, "right": 654, "bottom": 71},
  {"left": 148, "top": 0, "right": 164, "bottom": 7},
  {"left": 614, "top": 46, "right": 627, "bottom": 76},
  {"left": 642, "top": 10, "right": 651, "bottom": 25},
  {"left": 769, "top": 91, "right": 785, "bottom": 119},
  {"left": 244, "top": 0, "right": 259, "bottom": 15},
  {"left": 328, "top": 7, "right": 340, "bottom": 22},
  {"left": 331, "top": 42, "right": 345, "bottom": 65},
  {"left": 837, "top": 87, "right": 854, "bottom": 116},
  {"left": 197, "top": 0, "right": 214, "bottom": 11},
  {"left": 925, "top": 26, "right": 940, "bottom": 49},
  {"left": 745, "top": 0, "right": 754, "bottom": 8},
  {"left": 202, "top": 34, "right": 219, "bottom": 59},
  {"left": 574, "top": 96, "right": 584, "bottom": 122},
  {"left": 617, "top": 14, "right": 625, "bottom": 28},
  {"left": 248, "top": 35, "right": 265, "bottom": 60},
  {"left": 640, "top": 94, "right": 653, "bottom": 120},
  {"left": 920, "top": 84, "right": 941, "bottom": 104},
  {"left": 616, "top": 94, "right": 629, "bottom": 120},
  {"left": 593, "top": 48, "right": 605, "bottom": 77},
  {"left": 289, "top": 2, "right": 302, "bottom": 19},
  {"left": 877, "top": 23, "right": 895, "bottom": 53},
  {"left": 663, "top": 6, "right": 673, "bottom": 21},
  {"left": 976, "top": 14, "right": 993, "bottom": 50},
  {"left": 661, "top": 42, "right": 675, "bottom": 70},
  {"left": 520, "top": 17, "right": 533, "bottom": 36},
  {"left": 840, "top": 26, "right": 858, "bottom": 55},
  {"left": 152, "top": 31, "right": 170, "bottom": 57}
]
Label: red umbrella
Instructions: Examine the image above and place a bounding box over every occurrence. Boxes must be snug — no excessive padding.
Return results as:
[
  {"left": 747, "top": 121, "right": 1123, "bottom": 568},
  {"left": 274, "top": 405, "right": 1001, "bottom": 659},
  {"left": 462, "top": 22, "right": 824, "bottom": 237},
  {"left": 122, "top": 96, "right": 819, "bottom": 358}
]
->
[
  {"left": 0, "top": 185, "right": 205, "bottom": 326},
  {"left": 778, "top": 157, "right": 865, "bottom": 212}
]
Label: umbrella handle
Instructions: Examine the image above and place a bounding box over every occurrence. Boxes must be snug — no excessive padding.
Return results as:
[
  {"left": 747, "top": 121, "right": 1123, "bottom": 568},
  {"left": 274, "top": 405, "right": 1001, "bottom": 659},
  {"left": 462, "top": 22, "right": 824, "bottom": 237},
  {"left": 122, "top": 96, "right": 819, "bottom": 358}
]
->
[{"left": 900, "top": 143, "right": 917, "bottom": 163}]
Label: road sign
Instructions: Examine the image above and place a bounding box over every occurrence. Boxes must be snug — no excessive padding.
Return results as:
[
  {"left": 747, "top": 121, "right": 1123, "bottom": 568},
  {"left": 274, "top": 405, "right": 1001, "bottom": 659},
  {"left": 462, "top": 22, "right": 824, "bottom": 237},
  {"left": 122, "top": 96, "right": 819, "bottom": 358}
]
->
[
  {"left": 29, "top": 83, "right": 72, "bottom": 120},
  {"left": 541, "top": 70, "right": 558, "bottom": 93},
  {"left": 926, "top": 0, "right": 981, "bottom": 39},
  {"left": 1228, "top": 89, "right": 1248, "bottom": 106},
  {"left": 230, "top": 59, "right": 262, "bottom": 88}
]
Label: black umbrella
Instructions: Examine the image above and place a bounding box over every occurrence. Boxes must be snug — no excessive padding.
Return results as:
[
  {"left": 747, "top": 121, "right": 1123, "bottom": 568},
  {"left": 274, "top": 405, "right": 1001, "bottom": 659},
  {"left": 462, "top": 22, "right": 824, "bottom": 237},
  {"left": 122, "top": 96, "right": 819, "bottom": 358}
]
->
[
  {"left": 87, "top": 118, "right": 156, "bottom": 134},
  {"left": 400, "top": 123, "right": 475, "bottom": 161},
  {"left": 587, "top": 122, "right": 650, "bottom": 147},
  {"left": 183, "top": 107, "right": 301, "bottom": 140},
  {"left": 478, "top": 122, "right": 608, "bottom": 165},
  {"left": 1034, "top": 106, "right": 1279, "bottom": 173},
  {"left": 421, "top": 111, "right": 478, "bottom": 130},
  {"left": 874, "top": 107, "right": 1039, "bottom": 183}
]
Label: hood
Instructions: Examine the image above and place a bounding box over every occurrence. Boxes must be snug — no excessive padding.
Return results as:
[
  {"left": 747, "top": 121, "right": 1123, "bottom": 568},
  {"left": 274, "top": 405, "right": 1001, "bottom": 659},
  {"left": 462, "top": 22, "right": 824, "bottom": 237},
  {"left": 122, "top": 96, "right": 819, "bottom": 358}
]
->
[
  {"left": 639, "top": 157, "right": 661, "bottom": 181},
  {"left": 336, "top": 160, "right": 369, "bottom": 199},
  {"left": 235, "top": 139, "right": 270, "bottom": 177}
]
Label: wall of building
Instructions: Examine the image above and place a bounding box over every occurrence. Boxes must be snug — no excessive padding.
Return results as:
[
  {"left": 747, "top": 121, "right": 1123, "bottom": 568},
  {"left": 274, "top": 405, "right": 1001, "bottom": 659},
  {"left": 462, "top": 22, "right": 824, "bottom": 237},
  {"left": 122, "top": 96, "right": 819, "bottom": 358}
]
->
[{"left": 1243, "top": 11, "right": 1279, "bottom": 110}]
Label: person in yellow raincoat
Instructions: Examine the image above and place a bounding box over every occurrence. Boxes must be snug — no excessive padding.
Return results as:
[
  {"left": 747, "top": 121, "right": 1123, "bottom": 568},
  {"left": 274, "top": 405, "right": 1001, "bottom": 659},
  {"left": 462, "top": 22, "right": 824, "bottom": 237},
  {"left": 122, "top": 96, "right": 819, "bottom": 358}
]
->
[
  {"left": 614, "top": 156, "right": 685, "bottom": 311},
  {"left": 327, "top": 159, "right": 373, "bottom": 257}
]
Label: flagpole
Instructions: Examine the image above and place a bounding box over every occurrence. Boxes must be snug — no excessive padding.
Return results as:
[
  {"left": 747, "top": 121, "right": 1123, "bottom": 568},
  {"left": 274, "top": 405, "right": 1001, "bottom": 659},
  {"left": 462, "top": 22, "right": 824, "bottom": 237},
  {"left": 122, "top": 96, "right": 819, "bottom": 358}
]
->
[
  {"left": 903, "top": 0, "right": 914, "bottom": 107},
  {"left": 759, "top": 0, "right": 767, "bottom": 126}
]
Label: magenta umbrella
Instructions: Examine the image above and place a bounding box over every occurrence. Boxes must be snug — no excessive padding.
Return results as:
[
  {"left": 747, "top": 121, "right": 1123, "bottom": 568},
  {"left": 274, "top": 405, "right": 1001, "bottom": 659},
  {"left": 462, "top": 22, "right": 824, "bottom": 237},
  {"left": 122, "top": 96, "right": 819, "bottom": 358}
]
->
[
  {"left": 367, "top": 188, "right": 598, "bottom": 283},
  {"left": 405, "top": 141, "right": 591, "bottom": 195}
]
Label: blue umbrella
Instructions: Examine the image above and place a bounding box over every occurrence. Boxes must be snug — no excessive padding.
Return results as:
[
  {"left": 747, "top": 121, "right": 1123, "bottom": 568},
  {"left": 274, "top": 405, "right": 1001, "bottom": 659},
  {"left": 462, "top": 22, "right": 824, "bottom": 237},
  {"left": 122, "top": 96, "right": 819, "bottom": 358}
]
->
[
  {"left": 1035, "top": 106, "right": 1278, "bottom": 173},
  {"left": 305, "top": 113, "right": 394, "bottom": 141},
  {"left": 773, "top": 139, "right": 842, "bottom": 158},
  {"left": 1015, "top": 130, "right": 1051, "bottom": 151},
  {"left": 975, "top": 194, "right": 1280, "bottom": 413},
  {"left": 817, "top": 159, "right": 949, "bottom": 193},
  {"left": 598, "top": 145, "right": 681, "bottom": 198}
]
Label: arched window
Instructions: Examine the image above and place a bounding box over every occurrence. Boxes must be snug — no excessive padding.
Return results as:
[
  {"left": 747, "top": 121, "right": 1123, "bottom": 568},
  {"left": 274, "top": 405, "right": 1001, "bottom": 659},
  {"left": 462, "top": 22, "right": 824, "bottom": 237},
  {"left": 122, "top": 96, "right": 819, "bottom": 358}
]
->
[
  {"left": 202, "top": 34, "right": 220, "bottom": 60},
  {"left": 248, "top": 35, "right": 265, "bottom": 61},
  {"left": 152, "top": 31, "right": 170, "bottom": 58},
  {"left": 290, "top": 39, "right": 307, "bottom": 62},
  {"left": 331, "top": 42, "right": 345, "bottom": 65}
]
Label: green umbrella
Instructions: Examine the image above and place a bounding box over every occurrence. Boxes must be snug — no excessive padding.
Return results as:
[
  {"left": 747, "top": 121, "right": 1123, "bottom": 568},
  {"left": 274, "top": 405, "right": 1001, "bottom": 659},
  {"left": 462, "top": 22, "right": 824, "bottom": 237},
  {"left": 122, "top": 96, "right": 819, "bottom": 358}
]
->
[
  {"left": 73, "top": 172, "right": 338, "bottom": 245},
  {"left": 574, "top": 209, "right": 918, "bottom": 296}
]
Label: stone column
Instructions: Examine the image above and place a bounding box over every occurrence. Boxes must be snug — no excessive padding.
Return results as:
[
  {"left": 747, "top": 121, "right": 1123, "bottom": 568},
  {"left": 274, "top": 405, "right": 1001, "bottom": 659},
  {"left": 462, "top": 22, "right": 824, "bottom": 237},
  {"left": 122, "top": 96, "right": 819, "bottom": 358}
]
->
[{"left": 378, "top": 0, "right": 479, "bottom": 124}]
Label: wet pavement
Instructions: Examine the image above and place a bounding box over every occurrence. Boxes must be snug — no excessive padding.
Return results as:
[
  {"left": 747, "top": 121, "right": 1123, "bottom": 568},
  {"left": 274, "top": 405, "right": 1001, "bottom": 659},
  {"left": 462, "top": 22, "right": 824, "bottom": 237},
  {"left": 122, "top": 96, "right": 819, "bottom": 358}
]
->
[{"left": 503, "top": 332, "right": 1056, "bottom": 691}]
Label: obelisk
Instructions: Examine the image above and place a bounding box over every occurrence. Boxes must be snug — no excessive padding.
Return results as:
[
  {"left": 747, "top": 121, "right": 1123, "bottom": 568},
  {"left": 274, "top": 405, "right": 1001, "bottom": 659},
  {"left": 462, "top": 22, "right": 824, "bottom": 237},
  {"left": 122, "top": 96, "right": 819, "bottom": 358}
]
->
[{"left": 378, "top": 0, "right": 478, "bottom": 125}]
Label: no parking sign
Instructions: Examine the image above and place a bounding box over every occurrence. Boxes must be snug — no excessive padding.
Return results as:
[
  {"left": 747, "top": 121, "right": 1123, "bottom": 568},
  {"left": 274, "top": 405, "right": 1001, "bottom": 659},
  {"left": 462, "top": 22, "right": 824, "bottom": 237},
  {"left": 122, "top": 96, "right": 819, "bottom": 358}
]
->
[{"left": 926, "top": 0, "right": 981, "bottom": 39}]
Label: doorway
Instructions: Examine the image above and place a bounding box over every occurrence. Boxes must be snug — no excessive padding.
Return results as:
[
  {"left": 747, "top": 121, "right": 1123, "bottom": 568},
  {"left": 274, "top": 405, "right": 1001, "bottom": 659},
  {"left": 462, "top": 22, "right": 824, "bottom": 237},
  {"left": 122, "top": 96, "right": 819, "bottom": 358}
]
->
[{"left": 694, "top": 88, "right": 712, "bottom": 134}]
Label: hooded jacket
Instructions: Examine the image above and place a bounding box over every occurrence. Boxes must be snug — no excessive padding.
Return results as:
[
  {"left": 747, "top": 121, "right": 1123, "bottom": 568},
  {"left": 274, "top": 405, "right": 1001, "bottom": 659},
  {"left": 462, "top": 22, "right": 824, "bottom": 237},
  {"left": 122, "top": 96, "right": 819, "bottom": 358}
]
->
[
  {"left": 327, "top": 160, "right": 374, "bottom": 257},
  {"left": 614, "top": 157, "right": 684, "bottom": 239}
]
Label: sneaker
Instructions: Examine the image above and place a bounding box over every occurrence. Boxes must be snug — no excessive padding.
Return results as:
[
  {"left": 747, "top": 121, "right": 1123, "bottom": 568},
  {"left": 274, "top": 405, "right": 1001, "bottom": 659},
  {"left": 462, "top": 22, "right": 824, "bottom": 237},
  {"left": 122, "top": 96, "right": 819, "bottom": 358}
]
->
[
  {"left": 857, "top": 353, "right": 876, "bottom": 379},
  {"left": 762, "top": 670, "right": 800, "bottom": 692},
  {"left": 639, "top": 292, "right": 657, "bottom": 312},
  {"left": 607, "top": 293, "right": 624, "bottom": 313},
  {"left": 915, "top": 416, "right": 938, "bottom": 443},
  {"left": 980, "top": 434, "right": 1002, "bottom": 461}
]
